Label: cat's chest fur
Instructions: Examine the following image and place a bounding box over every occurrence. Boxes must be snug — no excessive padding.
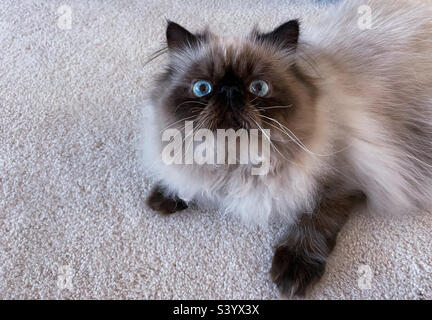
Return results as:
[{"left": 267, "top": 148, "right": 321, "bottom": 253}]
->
[{"left": 153, "top": 152, "right": 320, "bottom": 225}]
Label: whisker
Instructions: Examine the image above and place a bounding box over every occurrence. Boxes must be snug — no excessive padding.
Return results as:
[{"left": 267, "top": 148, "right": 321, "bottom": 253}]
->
[
  {"left": 144, "top": 46, "right": 169, "bottom": 67},
  {"left": 173, "top": 100, "right": 207, "bottom": 113},
  {"left": 259, "top": 114, "right": 317, "bottom": 153},
  {"left": 249, "top": 117, "right": 303, "bottom": 167},
  {"left": 259, "top": 114, "right": 352, "bottom": 157},
  {"left": 160, "top": 115, "right": 196, "bottom": 133},
  {"left": 260, "top": 104, "right": 293, "bottom": 111},
  {"left": 260, "top": 119, "right": 297, "bottom": 143},
  {"left": 250, "top": 96, "right": 260, "bottom": 104}
]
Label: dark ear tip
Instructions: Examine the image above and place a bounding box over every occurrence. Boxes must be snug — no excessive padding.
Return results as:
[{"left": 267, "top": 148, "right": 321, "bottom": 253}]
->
[
  {"left": 254, "top": 19, "right": 300, "bottom": 49},
  {"left": 165, "top": 21, "right": 198, "bottom": 49},
  {"left": 166, "top": 20, "right": 187, "bottom": 33},
  {"left": 166, "top": 19, "right": 178, "bottom": 30},
  {"left": 280, "top": 19, "right": 300, "bottom": 32}
]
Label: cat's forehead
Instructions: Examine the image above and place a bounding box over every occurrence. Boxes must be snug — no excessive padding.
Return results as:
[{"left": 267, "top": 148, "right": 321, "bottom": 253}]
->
[
  {"left": 215, "top": 36, "right": 245, "bottom": 58},
  {"left": 171, "top": 35, "right": 283, "bottom": 80},
  {"left": 206, "top": 36, "right": 261, "bottom": 76}
]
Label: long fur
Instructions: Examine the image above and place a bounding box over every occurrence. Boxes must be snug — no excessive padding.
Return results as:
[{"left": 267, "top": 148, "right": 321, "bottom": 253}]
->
[{"left": 141, "top": 0, "right": 432, "bottom": 226}]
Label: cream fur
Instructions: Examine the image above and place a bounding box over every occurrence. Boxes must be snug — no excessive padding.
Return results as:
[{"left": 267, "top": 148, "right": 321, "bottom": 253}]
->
[
  {"left": 145, "top": 0, "right": 432, "bottom": 225},
  {"left": 302, "top": 0, "right": 432, "bottom": 215}
]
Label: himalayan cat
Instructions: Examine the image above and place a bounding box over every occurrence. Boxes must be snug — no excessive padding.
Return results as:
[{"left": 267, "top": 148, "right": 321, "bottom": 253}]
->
[{"left": 143, "top": 0, "right": 432, "bottom": 297}]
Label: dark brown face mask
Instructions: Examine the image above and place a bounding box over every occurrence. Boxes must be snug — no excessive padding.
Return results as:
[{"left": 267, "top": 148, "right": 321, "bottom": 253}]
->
[{"left": 154, "top": 19, "right": 317, "bottom": 163}]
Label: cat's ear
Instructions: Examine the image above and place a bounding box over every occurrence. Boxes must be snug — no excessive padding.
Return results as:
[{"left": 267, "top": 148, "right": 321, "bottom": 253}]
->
[
  {"left": 256, "top": 20, "right": 300, "bottom": 50},
  {"left": 166, "top": 21, "right": 198, "bottom": 50}
]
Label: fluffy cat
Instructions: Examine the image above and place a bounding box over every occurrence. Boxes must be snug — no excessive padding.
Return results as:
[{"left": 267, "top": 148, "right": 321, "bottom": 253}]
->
[{"left": 142, "top": 0, "right": 432, "bottom": 297}]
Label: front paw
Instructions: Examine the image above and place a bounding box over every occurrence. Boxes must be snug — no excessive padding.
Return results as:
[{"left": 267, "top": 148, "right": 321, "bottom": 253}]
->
[
  {"left": 270, "top": 245, "right": 326, "bottom": 297},
  {"left": 146, "top": 185, "right": 188, "bottom": 215}
]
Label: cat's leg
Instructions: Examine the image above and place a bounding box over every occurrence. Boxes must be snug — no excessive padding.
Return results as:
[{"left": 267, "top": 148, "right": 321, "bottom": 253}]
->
[
  {"left": 270, "top": 191, "right": 365, "bottom": 297},
  {"left": 146, "top": 184, "right": 188, "bottom": 215}
]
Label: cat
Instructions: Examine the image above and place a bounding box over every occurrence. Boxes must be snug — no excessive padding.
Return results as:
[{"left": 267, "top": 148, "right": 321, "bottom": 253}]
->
[{"left": 143, "top": 0, "right": 432, "bottom": 297}]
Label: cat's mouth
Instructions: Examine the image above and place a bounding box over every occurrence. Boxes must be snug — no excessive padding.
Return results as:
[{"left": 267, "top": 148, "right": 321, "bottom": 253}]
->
[{"left": 214, "top": 110, "right": 252, "bottom": 130}]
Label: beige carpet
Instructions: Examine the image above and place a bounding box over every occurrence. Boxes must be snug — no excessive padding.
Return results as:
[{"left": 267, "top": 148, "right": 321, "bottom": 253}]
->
[{"left": 1, "top": 0, "right": 431, "bottom": 299}]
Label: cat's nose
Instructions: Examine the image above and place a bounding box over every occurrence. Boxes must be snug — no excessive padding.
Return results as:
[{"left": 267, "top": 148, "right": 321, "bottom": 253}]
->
[{"left": 220, "top": 85, "right": 240, "bottom": 99}]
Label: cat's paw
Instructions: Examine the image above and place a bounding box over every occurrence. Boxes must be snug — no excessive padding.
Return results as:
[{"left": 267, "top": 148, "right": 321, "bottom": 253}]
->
[
  {"left": 146, "top": 185, "right": 188, "bottom": 215},
  {"left": 270, "top": 244, "right": 326, "bottom": 297}
]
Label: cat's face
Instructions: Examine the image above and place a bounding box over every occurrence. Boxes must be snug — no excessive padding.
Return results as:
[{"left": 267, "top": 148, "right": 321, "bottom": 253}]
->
[{"left": 152, "top": 20, "right": 317, "bottom": 158}]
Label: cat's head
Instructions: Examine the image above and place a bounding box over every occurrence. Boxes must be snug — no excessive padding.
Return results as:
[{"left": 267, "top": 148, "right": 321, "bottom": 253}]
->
[{"left": 152, "top": 20, "right": 317, "bottom": 159}]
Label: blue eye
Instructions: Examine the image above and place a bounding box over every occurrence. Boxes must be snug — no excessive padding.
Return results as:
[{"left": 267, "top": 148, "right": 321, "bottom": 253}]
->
[
  {"left": 192, "top": 80, "right": 212, "bottom": 97},
  {"left": 249, "top": 80, "right": 269, "bottom": 97}
]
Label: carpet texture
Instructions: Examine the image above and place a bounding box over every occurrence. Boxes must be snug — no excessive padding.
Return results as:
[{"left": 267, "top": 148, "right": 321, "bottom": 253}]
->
[{"left": 1, "top": 0, "right": 431, "bottom": 299}]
